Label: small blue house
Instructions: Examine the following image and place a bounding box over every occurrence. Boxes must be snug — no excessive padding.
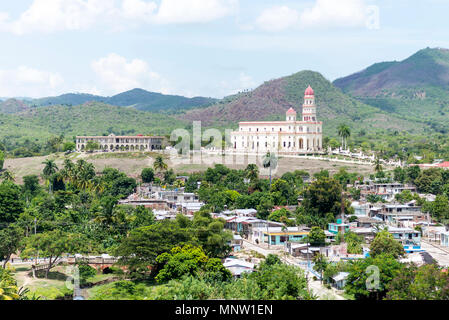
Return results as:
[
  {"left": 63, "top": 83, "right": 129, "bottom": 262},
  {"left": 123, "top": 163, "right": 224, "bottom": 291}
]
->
[{"left": 328, "top": 219, "right": 350, "bottom": 235}]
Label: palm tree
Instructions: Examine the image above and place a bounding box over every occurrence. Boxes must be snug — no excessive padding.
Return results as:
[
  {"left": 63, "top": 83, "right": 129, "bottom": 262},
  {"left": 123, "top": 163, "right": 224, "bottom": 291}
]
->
[
  {"left": 42, "top": 159, "right": 58, "bottom": 193},
  {"left": 337, "top": 124, "right": 351, "bottom": 151},
  {"left": 263, "top": 152, "right": 278, "bottom": 187},
  {"left": 61, "top": 159, "right": 75, "bottom": 185},
  {"left": 1, "top": 170, "right": 15, "bottom": 182},
  {"left": 153, "top": 156, "right": 168, "bottom": 173},
  {"left": 374, "top": 156, "right": 383, "bottom": 173},
  {"left": 74, "top": 161, "right": 95, "bottom": 191},
  {"left": 245, "top": 164, "right": 259, "bottom": 183}
]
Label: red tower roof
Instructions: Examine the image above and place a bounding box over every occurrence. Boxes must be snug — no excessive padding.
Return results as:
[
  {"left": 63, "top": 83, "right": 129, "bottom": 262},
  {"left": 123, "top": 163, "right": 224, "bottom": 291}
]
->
[
  {"left": 305, "top": 85, "right": 314, "bottom": 96},
  {"left": 286, "top": 107, "right": 297, "bottom": 115}
]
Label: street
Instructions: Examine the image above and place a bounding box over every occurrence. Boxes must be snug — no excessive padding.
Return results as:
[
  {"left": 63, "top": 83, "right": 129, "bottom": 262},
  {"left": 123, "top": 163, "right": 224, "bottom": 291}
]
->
[
  {"left": 421, "top": 240, "right": 449, "bottom": 267},
  {"left": 242, "top": 240, "right": 346, "bottom": 300}
]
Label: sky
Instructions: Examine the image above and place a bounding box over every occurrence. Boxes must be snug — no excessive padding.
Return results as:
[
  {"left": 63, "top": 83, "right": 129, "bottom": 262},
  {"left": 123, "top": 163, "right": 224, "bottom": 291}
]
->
[{"left": 0, "top": 0, "right": 448, "bottom": 99}]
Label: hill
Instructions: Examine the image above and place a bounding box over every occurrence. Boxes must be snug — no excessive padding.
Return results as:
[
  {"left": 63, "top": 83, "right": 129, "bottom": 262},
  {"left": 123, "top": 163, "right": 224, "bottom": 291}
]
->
[
  {"left": 334, "top": 48, "right": 449, "bottom": 97},
  {"left": 107, "top": 88, "right": 217, "bottom": 112},
  {"left": 30, "top": 88, "right": 217, "bottom": 113},
  {"left": 181, "top": 70, "right": 425, "bottom": 136},
  {"left": 0, "top": 98, "right": 30, "bottom": 114},
  {"left": 33, "top": 93, "right": 107, "bottom": 107},
  {"left": 333, "top": 48, "right": 449, "bottom": 133},
  {"left": 0, "top": 103, "right": 188, "bottom": 145}
]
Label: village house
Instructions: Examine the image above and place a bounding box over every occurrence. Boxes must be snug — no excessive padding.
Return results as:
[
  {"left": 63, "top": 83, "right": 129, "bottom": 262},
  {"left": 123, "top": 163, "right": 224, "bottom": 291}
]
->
[
  {"left": 251, "top": 226, "right": 310, "bottom": 246},
  {"left": 223, "top": 258, "right": 255, "bottom": 278}
]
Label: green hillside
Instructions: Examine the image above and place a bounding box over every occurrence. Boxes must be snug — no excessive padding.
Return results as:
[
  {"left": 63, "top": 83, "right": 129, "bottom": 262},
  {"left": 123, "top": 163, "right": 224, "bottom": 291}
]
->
[
  {"left": 333, "top": 47, "right": 449, "bottom": 134},
  {"left": 0, "top": 98, "right": 30, "bottom": 114},
  {"left": 30, "top": 88, "right": 217, "bottom": 113},
  {"left": 182, "top": 70, "right": 426, "bottom": 137},
  {"left": 107, "top": 88, "right": 217, "bottom": 113},
  {"left": 0, "top": 103, "right": 188, "bottom": 147}
]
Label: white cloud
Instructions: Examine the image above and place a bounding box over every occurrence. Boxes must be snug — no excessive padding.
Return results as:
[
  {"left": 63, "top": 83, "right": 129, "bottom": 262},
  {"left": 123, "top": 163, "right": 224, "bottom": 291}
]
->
[
  {"left": 154, "top": 0, "right": 238, "bottom": 24},
  {"left": 2, "top": 0, "right": 119, "bottom": 35},
  {"left": 121, "top": 0, "right": 157, "bottom": 22},
  {"left": 0, "top": 66, "right": 64, "bottom": 97},
  {"left": 256, "top": 6, "right": 299, "bottom": 32},
  {"left": 299, "top": 0, "right": 371, "bottom": 29},
  {"left": 91, "top": 53, "right": 171, "bottom": 95},
  {"left": 0, "top": 0, "right": 239, "bottom": 34},
  {"left": 253, "top": 0, "right": 373, "bottom": 32}
]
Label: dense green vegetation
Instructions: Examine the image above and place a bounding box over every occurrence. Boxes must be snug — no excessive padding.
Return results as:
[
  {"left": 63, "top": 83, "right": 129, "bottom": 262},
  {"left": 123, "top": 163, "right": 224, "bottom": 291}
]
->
[
  {"left": 0, "top": 103, "right": 188, "bottom": 156},
  {"left": 19, "top": 88, "right": 217, "bottom": 113}
]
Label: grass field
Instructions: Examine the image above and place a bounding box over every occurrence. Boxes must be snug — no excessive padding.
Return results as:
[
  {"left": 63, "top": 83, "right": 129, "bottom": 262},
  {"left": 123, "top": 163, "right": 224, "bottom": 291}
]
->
[{"left": 4, "top": 151, "right": 377, "bottom": 184}]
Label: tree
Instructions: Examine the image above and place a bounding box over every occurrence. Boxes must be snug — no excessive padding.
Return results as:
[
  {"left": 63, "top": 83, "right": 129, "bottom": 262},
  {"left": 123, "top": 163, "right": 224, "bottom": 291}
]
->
[
  {"left": 426, "top": 195, "right": 449, "bottom": 222},
  {"left": 338, "top": 124, "right": 351, "bottom": 150},
  {"left": 386, "top": 264, "right": 449, "bottom": 300},
  {"left": 22, "top": 175, "right": 41, "bottom": 201},
  {"left": 0, "top": 268, "right": 19, "bottom": 300},
  {"left": 415, "top": 168, "right": 443, "bottom": 194},
  {"left": 154, "top": 156, "right": 168, "bottom": 173},
  {"left": 300, "top": 177, "right": 344, "bottom": 227},
  {"left": 270, "top": 179, "right": 297, "bottom": 206},
  {"left": 1, "top": 170, "right": 15, "bottom": 182},
  {"left": 141, "top": 168, "right": 155, "bottom": 183},
  {"left": 313, "top": 254, "right": 328, "bottom": 283},
  {"left": 268, "top": 208, "right": 291, "bottom": 223},
  {"left": 155, "top": 245, "right": 209, "bottom": 283},
  {"left": 305, "top": 227, "right": 326, "bottom": 247},
  {"left": 115, "top": 221, "right": 192, "bottom": 277},
  {"left": 85, "top": 141, "right": 100, "bottom": 152},
  {"left": 263, "top": 152, "right": 278, "bottom": 187},
  {"left": 163, "top": 169, "right": 176, "bottom": 186},
  {"left": 393, "top": 167, "right": 406, "bottom": 184},
  {"left": 250, "top": 262, "right": 311, "bottom": 300},
  {"left": 42, "top": 159, "right": 58, "bottom": 193},
  {"left": 374, "top": 157, "right": 383, "bottom": 174},
  {"left": 0, "top": 225, "right": 23, "bottom": 268},
  {"left": 245, "top": 164, "right": 259, "bottom": 183},
  {"left": 131, "top": 205, "right": 155, "bottom": 229},
  {"left": 109, "top": 176, "right": 137, "bottom": 199},
  {"left": 344, "top": 231, "right": 364, "bottom": 254},
  {"left": 255, "top": 196, "right": 274, "bottom": 220},
  {"left": 369, "top": 230, "right": 405, "bottom": 259},
  {"left": 77, "top": 262, "right": 98, "bottom": 286},
  {"left": 22, "top": 230, "right": 88, "bottom": 278},
  {"left": 345, "top": 254, "right": 403, "bottom": 300},
  {"left": 63, "top": 142, "right": 76, "bottom": 152},
  {"left": 0, "top": 150, "right": 4, "bottom": 171},
  {"left": 0, "top": 181, "right": 24, "bottom": 223}
]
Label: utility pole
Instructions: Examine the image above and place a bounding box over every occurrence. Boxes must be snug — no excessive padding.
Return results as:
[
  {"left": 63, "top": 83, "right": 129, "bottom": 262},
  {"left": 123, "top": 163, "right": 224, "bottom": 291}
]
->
[
  {"left": 34, "top": 218, "right": 37, "bottom": 265},
  {"left": 341, "top": 191, "right": 346, "bottom": 236}
]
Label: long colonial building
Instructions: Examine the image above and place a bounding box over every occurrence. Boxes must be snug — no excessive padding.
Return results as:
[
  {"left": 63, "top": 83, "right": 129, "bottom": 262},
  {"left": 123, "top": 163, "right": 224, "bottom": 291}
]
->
[
  {"left": 230, "top": 86, "right": 323, "bottom": 154},
  {"left": 76, "top": 134, "right": 163, "bottom": 152}
]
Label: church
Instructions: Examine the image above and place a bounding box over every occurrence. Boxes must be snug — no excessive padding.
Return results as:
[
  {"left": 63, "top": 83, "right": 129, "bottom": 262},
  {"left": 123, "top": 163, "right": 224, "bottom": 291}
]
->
[{"left": 230, "top": 86, "right": 323, "bottom": 154}]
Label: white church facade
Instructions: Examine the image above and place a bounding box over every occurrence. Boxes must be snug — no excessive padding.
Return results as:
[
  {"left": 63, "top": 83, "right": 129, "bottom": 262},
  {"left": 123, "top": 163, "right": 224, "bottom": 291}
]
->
[{"left": 230, "top": 86, "right": 323, "bottom": 154}]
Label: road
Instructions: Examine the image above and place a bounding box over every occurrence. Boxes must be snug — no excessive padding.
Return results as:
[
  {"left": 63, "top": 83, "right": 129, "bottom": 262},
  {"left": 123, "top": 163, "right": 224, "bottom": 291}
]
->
[
  {"left": 421, "top": 240, "right": 449, "bottom": 267},
  {"left": 242, "top": 240, "right": 346, "bottom": 300}
]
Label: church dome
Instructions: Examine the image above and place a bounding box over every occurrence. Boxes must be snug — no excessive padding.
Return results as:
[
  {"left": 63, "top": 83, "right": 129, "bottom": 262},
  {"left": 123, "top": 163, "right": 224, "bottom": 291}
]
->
[{"left": 305, "top": 85, "right": 314, "bottom": 96}]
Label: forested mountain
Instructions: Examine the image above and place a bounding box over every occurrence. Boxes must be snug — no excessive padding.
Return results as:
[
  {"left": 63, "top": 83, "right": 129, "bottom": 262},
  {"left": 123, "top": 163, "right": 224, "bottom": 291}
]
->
[
  {"left": 30, "top": 88, "right": 217, "bottom": 113},
  {"left": 182, "top": 70, "right": 426, "bottom": 136},
  {"left": 334, "top": 47, "right": 449, "bottom": 134}
]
